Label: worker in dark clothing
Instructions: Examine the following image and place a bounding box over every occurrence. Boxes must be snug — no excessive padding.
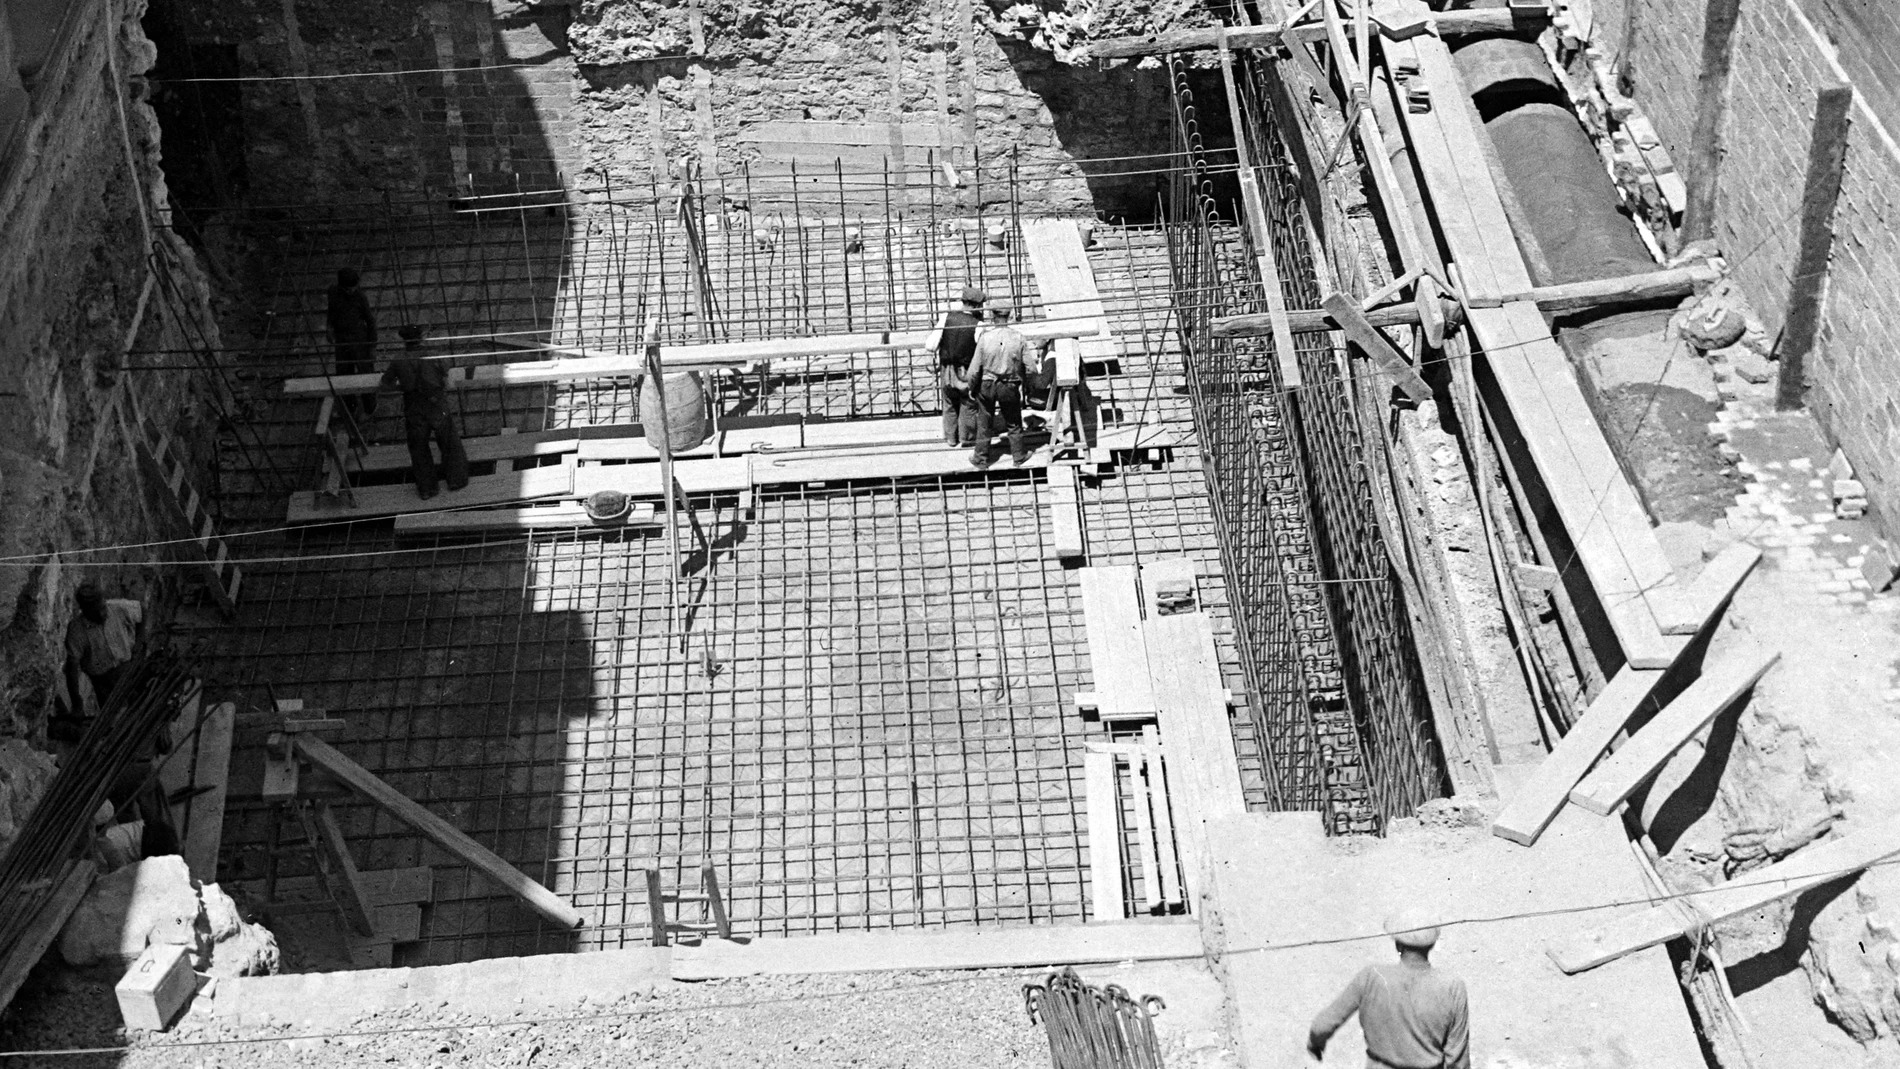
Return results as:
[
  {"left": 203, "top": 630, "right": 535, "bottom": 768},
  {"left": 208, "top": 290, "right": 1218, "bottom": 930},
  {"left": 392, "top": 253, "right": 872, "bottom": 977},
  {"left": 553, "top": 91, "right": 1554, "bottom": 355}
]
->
[
  {"left": 936, "top": 285, "right": 986, "bottom": 447},
  {"left": 379, "top": 325, "right": 469, "bottom": 500},
  {"left": 1308, "top": 910, "right": 1470, "bottom": 1069},
  {"left": 967, "top": 299, "right": 1032, "bottom": 469},
  {"left": 326, "top": 266, "right": 378, "bottom": 422}
]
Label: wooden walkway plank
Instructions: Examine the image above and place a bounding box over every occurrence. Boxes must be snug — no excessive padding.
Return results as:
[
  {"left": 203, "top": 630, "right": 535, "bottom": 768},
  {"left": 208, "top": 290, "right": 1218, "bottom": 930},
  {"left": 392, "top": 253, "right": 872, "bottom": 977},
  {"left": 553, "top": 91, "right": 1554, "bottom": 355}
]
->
[
  {"left": 1473, "top": 302, "right": 1696, "bottom": 665},
  {"left": 1077, "top": 566, "right": 1157, "bottom": 721},
  {"left": 1047, "top": 466, "right": 1084, "bottom": 561},
  {"left": 1149, "top": 612, "right": 1246, "bottom": 901},
  {"left": 393, "top": 504, "right": 659, "bottom": 534},
  {"left": 1550, "top": 816, "right": 1900, "bottom": 974},
  {"left": 1492, "top": 543, "right": 1761, "bottom": 845},
  {"left": 1084, "top": 750, "right": 1125, "bottom": 922},
  {"left": 1020, "top": 218, "right": 1111, "bottom": 337},
  {"left": 287, "top": 461, "right": 576, "bottom": 525},
  {"left": 1569, "top": 649, "right": 1782, "bottom": 816}
]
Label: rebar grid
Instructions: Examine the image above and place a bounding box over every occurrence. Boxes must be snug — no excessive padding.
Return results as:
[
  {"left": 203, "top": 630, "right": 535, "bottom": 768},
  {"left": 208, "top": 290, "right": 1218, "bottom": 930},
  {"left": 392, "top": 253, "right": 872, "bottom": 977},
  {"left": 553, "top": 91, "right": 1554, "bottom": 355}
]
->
[{"left": 1162, "top": 54, "right": 1448, "bottom": 833}]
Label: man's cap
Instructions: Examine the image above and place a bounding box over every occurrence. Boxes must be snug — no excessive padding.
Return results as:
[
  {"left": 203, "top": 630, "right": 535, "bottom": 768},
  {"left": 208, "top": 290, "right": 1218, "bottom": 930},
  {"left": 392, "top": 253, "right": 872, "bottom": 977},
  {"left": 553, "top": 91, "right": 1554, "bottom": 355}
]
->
[
  {"left": 960, "top": 285, "right": 987, "bottom": 306},
  {"left": 398, "top": 324, "right": 424, "bottom": 342},
  {"left": 989, "top": 298, "right": 1015, "bottom": 317},
  {"left": 1384, "top": 908, "right": 1441, "bottom": 949},
  {"left": 337, "top": 266, "right": 360, "bottom": 287},
  {"left": 75, "top": 582, "right": 103, "bottom": 605}
]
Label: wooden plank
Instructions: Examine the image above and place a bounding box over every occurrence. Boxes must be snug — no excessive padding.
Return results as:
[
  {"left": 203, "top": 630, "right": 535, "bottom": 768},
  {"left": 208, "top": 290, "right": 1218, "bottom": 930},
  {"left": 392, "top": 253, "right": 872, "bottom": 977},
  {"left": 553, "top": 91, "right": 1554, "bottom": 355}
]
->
[
  {"left": 1149, "top": 613, "right": 1245, "bottom": 902},
  {"left": 1569, "top": 649, "right": 1782, "bottom": 815},
  {"left": 750, "top": 424, "right": 1171, "bottom": 486},
  {"left": 1078, "top": 566, "right": 1157, "bottom": 721},
  {"left": 1084, "top": 751, "right": 1125, "bottom": 922},
  {"left": 280, "top": 321, "right": 1094, "bottom": 397},
  {"left": 294, "top": 735, "right": 584, "bottom": 929},
  {"left": 0, "top": 861, "right": 96, "bottom": 1014},
  {"left": 312, "top": 802, "right": 376, "bottom": 938},
  {"left": 1550, "top": 816, "right": 1900, "bottom": 973},
  {"left": 287, "top": 461, "right": 575, "bottom": 525},
  {"left": 1474, "top": 302, "right": 1696, "bottom": 665},
  {"left": 1128, "top": 754, "right": 1162, "bottom": 911},
  {"left": 1020, "top": 219, "right": 1110, "bottom": 336},
  {"left": 1086, "top": 7, "right": 1543, "bottom": 57},
  {"left": 1679, "top": 0, "right": 1744, "bottom": 243},
  {"left": 354, "top": 430, "right": 581, "bottom": 474},
  {"left": 1491, "top": 542, "right": 1761, "bottom": 845},
  {"left": 1322, "top": 293, "right": 1431, "bottom": 403},
  {"left": 394, "top": 503, "right": 659, "bottom": 534},
  {"left": 1047, "top": 466, "right": 1084, "bottom": 561},
  {"left": 183, "top": 701, "right": 235, "bottom": 883},
  {"left": 1143, "top": 725, "right": 1182, "bottom": 908},
  {"left": 255, "top": 866, "right": 435, "bottom": 907},
  {"left": 577, "top": 456, "right": 751, "bottom": 498},
  {"left": 1221, "top": 45, "right": 1301, "bottom": 388},
  {"left": 1775, "top": 84, "right": 1854, "bottom": 411}
]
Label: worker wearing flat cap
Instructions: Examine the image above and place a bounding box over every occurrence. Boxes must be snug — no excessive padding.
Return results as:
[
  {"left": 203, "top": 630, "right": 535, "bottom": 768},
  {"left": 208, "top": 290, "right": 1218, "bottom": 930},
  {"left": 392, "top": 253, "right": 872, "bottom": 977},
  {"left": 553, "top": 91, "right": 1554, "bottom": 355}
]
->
[
  {"left": 379, "top": 324, "right": 470, "bottom": 500},
  {"left": 1307, "top": 908, "right": 1469, "bottom": 1069},
  {"left": 966, "top": 297, "right": 1033, "bottom": 469},
  {"left": 935, "top": 285, "right": 986, "bottom": 447}
]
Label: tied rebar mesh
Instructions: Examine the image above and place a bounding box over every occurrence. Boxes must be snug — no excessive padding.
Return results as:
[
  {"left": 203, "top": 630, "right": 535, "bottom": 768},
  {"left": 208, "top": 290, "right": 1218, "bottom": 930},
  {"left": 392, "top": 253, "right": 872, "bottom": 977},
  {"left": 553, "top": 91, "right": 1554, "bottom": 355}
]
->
[
  {"left": 1160, "top": 54, "right": 1449, "bottom": 833},
  {"left": 1023, "top": 968, "right": 1166, "bottom": 1069}
]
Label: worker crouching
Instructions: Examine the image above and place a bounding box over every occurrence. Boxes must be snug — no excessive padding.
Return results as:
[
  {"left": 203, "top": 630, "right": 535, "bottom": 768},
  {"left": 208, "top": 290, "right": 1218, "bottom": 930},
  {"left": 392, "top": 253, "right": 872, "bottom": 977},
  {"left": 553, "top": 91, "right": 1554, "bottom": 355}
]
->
[
  {"left": 380, "top": 325, "right": 469, "bottom": 500},
  {"left": 968, "top": 299, "right": 1034, "bottom": 470}
]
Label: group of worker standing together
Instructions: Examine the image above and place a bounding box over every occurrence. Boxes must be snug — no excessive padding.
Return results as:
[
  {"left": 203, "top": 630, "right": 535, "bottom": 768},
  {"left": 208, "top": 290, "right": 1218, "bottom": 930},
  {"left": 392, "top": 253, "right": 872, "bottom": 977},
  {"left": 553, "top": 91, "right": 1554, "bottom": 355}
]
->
[{"left": 936, "top": 285, "right": 1047, "bottom": 470}]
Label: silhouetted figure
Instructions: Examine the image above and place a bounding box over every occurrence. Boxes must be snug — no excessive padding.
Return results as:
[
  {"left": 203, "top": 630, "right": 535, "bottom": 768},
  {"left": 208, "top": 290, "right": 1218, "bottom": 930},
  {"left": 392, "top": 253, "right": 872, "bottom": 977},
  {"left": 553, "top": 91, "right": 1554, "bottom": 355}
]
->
[
  {"left": 326, "top": 266, "right": 378, "bottom": 423},
  {"left": 936, "top": 285, "right": 985, "bottom": 447},
  {"left": 380, "top": 325, "right": 469, "bottom": 500}
]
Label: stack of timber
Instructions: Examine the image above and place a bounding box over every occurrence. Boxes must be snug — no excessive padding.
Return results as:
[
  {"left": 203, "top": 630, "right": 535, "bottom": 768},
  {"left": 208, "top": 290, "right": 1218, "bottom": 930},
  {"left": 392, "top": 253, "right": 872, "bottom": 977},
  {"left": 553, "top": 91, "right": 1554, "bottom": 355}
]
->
[{"left": 1083, "top": 729, "right": 1183, "bottom": 920}]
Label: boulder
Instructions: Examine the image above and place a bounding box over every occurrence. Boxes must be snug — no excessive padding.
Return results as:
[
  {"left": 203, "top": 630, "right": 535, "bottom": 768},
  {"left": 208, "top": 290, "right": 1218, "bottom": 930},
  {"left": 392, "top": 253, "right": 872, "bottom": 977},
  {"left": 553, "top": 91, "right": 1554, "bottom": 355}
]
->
[
  {"left": 58, "top": 855, "right": 278, "bottom": 977},
  {"left": 0, "top": 740, "right": 58, "bottom": 856}
]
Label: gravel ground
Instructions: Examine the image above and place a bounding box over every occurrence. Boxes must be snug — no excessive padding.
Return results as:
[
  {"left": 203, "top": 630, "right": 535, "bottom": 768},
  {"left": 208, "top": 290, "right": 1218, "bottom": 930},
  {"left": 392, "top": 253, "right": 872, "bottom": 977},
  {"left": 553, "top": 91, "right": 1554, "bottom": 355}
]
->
[{"left": 0, "top": 967, "right": 1051, "bottom": 1069}]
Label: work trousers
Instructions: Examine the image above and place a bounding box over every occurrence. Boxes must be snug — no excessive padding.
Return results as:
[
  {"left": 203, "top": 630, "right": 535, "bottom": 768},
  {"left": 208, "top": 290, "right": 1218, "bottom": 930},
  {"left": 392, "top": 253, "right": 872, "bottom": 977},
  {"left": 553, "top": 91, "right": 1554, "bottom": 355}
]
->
[
  {"left": 941, "top": 383, "right": 979, "bottom": 446},
  {"left": 972, "top": 379, "right": 1027, "bottom": 465},
  {"left": 335, "top": 341, "right": 378, "bottom": 422},
  {"left": 404, "top": 401, "right": 469, "bottom": 497}
]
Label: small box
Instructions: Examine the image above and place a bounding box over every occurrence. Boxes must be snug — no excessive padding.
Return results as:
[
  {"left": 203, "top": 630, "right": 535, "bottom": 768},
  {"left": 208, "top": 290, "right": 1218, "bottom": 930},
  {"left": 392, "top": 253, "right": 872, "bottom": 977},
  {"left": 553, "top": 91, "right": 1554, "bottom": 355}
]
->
[{"left": 115, "top": 943, "right": 196, "bottom": 1032}]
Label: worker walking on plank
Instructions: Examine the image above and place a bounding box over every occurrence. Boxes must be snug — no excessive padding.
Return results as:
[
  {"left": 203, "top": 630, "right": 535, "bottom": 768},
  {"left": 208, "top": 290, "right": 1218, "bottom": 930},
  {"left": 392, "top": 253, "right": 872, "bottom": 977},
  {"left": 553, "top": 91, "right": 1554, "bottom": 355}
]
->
[
  {"left": 325, "top": 266, "right": 378, "bottom": 424},
  {"left": 1308, "top": 909, "right": 1470, "bottom": 1069},
  {"left": 380, "top": 325, "right": 469, "bottom": 500},
  {"left": 937, "top": 285, "right": 985, "bottom": 447},
  {"left": 968, "top": 298, "right": 1033, "bottom": 469}
]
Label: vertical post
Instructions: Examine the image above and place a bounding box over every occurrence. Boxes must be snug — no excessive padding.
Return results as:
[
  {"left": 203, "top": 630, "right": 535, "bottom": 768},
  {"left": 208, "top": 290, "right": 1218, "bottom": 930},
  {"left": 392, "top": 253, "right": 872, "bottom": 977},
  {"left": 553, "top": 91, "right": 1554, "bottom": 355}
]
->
[
  {"left": 959, "top": 0, "right": 977, "bottom": 184},
  {"left": 644, "top": 867, "right": 669, "bottom": 947},
  {"left": 1775, "top": 84, "right": 1853, "bottom": 411},
  {"left": 644, "top": 318, "right": 684, "bottom": 634},
  {"left": 1679, "top": 0, "right": 1743, "bottom": 245},
  {"left": 700, "top": 862, "right": 731, "bottom": 939}
]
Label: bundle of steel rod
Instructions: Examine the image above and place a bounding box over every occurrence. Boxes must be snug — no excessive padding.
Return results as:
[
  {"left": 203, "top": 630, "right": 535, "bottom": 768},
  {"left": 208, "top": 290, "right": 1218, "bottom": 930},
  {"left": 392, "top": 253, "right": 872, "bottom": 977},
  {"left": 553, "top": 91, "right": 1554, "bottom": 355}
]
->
[{"left": 0, "top": 648, "right": 198, "bottom": 976}]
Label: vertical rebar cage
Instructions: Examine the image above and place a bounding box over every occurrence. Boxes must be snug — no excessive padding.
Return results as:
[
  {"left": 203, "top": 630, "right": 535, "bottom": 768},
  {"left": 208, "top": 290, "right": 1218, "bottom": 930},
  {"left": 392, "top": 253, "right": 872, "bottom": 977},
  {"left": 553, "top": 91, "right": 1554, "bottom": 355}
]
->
[{"left": 1162, "top": 54, "right": 1449, "bottom": 833}]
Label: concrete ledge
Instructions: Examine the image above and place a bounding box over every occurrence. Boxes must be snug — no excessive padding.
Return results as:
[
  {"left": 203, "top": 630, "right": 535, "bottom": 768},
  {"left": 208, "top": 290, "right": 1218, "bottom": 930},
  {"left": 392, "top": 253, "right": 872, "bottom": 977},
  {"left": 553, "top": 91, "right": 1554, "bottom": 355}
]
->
[
  {"left": 212, "top": 946, "right": 672, "bottom": 1030},
  {"left": 670, "top": 921, "right": 1203, "bottom": 981}
]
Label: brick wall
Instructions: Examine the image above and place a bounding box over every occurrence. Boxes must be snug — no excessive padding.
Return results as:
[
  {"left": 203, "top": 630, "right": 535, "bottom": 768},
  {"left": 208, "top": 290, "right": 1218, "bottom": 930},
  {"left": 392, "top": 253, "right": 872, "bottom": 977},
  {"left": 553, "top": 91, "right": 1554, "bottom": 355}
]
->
[{"left": 1605, "top": 0, "right": 1900, "bottom": 536}]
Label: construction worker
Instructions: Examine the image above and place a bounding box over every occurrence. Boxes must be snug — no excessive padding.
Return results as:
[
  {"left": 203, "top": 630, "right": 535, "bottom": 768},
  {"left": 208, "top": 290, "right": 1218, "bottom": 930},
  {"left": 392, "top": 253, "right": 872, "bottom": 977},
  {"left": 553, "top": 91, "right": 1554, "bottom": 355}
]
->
[
  {"left": 62, "top": 582, "right": 144, "bottom": 726},
  {"left": 937, "top": 285, "right": 985, "bottom": 447},
  {"left": 967, "top": 298, "right": 1033, "bottom": 469},
  {"left": 380, "top": 325, "right": 469, "bottom": 500},
  {"left": 326, "top": 266, "right": 378, "bottom": 423},
  {"left": 1308, "top": 909, "right": 1470, "bottom": 1069}
]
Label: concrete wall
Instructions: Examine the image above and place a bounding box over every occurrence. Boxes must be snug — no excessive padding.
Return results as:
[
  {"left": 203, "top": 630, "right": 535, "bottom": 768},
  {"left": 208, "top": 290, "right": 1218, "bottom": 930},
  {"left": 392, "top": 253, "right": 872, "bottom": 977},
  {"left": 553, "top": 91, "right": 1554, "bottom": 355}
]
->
[
  {"left": 0, "top": 0, "right": 220, "bottom": 743},
  {"left": 1604, "top": 0, "right": 1900, "bottom": 537}
]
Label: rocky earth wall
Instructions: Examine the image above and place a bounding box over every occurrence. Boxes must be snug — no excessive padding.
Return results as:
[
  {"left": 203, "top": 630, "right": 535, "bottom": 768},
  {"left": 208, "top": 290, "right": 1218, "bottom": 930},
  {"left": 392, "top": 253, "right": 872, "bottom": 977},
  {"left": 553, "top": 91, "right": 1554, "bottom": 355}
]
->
[{"left": 0, "top": 0, "right": 223, "bottom": 847}]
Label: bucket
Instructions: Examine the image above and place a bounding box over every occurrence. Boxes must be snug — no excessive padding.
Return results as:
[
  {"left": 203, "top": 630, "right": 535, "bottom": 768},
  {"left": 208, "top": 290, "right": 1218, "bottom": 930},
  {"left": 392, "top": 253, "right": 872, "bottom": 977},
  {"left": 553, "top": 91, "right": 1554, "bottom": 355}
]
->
[{"left": 639, "top": 370, "right": 710, "bottom": 453}]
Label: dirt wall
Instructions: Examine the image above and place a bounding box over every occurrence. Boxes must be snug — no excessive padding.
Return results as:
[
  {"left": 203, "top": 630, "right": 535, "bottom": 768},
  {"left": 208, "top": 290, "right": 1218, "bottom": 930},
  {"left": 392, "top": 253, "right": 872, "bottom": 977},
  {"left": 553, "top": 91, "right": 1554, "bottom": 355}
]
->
[{"left": 0, "top": 0, "right": 221, "bottom": 775}]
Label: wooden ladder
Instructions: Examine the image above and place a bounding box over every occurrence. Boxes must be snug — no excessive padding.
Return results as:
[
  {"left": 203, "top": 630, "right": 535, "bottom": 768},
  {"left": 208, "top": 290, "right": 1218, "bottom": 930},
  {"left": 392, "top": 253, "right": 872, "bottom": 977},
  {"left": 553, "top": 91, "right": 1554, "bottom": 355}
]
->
[
  {"left": 644, "top": 863, "right": 732, "bottom": 946},
  {"left": 136, "top": 428, "right": 242, "bottom": 618}
]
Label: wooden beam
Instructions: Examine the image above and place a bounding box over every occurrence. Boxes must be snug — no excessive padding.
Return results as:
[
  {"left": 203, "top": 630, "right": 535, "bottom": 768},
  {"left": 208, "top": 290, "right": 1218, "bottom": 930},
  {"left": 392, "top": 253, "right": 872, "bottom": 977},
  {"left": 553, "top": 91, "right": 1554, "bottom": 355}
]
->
[
  {"left": 1086, "top": 6, "right": 1546, "bottom": 58},
  {"left": 1568, "top": 649, "right": 1781, "bottom": 816},
  {"left": 1211, "top": 256, "right": 1720, "bottom": 338},
  {"left": 281, "top": 321, "right": 1095, "bottom": 398},
  {"left": 1143, "top": 726, "right": 1183, "bottom": 908},
  {"left": 1047, "top": 465, "right": 1084, "bottom": 561},
  {"left": 1322, "top": 293, "right": 1431, "bottom": 403},
  {"left": 183, "top": 701, "right": 236, "bottom": 883},
  {"left": 1679, "top": 0, "right": 1744, "bottom": 245},
  {"left": 1078, "top": 566, "right": 1158, "bottom": 721},
  {"left": 1129, "top": 753, "right": 1162, "bottom": 912},
  {"left": 294, "top": 735, "right": 584, "bottom": 929},
  {"left": 1775, "top": 84, "right": 1854, "bottom": 411},
  {"left": 311, "top": 801, "right": 377, "bottom": 938},
  {"left": 393, "top": 503, "right": 659, "bottom": 535},
  {"left": 1220, "top": 44, "right": 1302, "bottom": 388},
  {"left": 1084, "top": 751, "right": 1124, "bottom": 921},
  {"left": 1550, "top": 815, "right": 1900, "bottom": 974}
]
